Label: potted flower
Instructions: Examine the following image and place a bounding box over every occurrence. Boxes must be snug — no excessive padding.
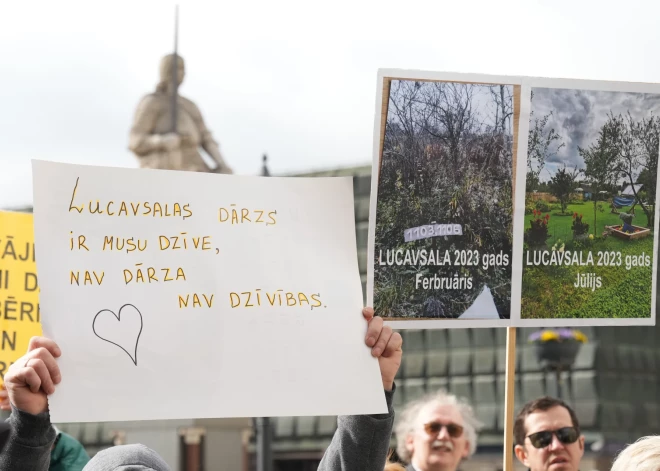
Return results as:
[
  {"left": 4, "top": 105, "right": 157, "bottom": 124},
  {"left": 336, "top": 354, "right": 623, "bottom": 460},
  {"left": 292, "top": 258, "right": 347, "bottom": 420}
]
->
[
  {"left": 528, "top": 328, "right": 587, "bottom": 371},
  {"left": 524, "top": 210, "right": 550, "bottom": 249},
  {"left": 571, "top": 213, "right": 589, "bottom": 240}
]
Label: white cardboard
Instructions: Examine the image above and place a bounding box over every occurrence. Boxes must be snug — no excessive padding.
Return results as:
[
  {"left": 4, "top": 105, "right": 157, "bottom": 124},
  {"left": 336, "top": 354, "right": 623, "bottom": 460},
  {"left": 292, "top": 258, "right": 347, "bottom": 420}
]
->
[{"left": 31, "top": 160, "right": 386, "bottom": 423}]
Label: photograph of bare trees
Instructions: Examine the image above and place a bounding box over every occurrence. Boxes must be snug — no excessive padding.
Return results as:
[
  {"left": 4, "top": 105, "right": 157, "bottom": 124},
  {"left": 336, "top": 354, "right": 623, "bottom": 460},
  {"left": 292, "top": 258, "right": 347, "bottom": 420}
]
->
[
  {"left": 372, "top": 79, "right": 515, "bottom": 320},
  {"left": 521, "top": 87, "right": 659, "bottom": 319}
]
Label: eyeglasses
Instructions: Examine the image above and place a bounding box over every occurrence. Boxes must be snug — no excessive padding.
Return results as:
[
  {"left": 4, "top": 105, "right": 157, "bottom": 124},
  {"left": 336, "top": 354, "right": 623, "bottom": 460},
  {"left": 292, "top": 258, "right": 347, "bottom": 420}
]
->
[
  {"left": 526, "top": 427, "right": 579, "bottom": 449},
  {"left": 423, "top": 421, "right": 464, "bottom": 438}
]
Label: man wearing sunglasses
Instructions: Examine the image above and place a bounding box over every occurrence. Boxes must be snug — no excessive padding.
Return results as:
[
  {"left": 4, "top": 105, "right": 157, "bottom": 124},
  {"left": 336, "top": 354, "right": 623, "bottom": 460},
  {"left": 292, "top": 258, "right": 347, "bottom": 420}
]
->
[
  {"left": 394, "top": 390, "right": 481, "bottom": 471},
  {"left": 513, "top": 397, "right": 585, "bottom": 471}
]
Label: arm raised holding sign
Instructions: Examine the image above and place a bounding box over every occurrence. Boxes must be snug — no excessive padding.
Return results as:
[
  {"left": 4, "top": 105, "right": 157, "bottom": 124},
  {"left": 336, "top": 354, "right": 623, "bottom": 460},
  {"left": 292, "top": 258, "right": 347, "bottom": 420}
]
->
[
  {"left": 0, "top": 337, "right": 61, "bottom": 471},
  {"left": 318, "top": 307, "right": 403, "bottom": 471},
  {"left": 0, "top": 307, "right": 402, "bottom": 471},
  {"left": 363, "top": 306, "right": 403, "bottom": 392}
]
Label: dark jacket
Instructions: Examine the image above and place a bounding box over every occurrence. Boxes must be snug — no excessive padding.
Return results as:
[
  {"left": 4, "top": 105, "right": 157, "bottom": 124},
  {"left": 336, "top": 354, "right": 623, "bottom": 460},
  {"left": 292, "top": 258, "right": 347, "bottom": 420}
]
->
[{"left": 50, "top": 431, "right": 90, "bottom": 471}]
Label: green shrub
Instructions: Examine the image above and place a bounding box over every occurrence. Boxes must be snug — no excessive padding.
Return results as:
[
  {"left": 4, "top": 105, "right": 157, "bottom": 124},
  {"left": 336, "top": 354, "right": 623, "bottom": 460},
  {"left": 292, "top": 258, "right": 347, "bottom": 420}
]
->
[{"left": 535, "top": 200, "right": 550, "bottom": 213}]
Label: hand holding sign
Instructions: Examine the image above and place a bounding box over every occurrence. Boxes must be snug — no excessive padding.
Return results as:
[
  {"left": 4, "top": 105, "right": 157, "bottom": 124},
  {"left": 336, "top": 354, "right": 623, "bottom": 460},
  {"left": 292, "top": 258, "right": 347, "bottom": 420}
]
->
[
  {"left": 4, "top": 337, "right": 61, "bottom": 415},
  {"left": 363, "top": 307, "right": 402, "bottom": 392}
]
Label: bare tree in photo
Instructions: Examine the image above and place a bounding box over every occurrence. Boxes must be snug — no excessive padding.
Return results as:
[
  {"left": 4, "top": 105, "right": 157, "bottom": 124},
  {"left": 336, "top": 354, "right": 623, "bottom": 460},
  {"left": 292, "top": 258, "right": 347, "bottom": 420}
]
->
[
  {"left": 417, "top": 82, "right": 478, "bottom": 168},
  {"left": 490, "top": 85, "right": 514, "bottom": 134}
]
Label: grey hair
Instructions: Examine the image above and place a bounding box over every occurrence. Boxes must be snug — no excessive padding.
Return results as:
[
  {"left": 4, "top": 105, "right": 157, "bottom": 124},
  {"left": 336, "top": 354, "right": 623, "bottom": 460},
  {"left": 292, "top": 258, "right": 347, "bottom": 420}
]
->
[
  {"left": 394, "top": 389, "right": 483, "bottom": 464},
  {"left": 611, "top": 436, "right": 660, "bottom": 471}
]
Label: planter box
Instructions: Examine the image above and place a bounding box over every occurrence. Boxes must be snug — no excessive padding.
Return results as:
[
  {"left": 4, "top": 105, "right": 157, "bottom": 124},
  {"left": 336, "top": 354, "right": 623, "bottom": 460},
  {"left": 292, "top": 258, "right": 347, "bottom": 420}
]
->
[
  {"left": 606, "top": 224, "right": 651, "bottom": 241},
  {"left": 534, "top": 340, "right": 580, "bottom": 371}
]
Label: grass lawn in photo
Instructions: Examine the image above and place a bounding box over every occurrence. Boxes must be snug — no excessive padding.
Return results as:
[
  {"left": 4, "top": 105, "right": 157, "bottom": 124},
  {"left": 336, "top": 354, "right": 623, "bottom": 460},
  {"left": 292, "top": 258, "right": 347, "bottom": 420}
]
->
[{"left": 521, "top": 201, "right": 654, "bottom": 319}]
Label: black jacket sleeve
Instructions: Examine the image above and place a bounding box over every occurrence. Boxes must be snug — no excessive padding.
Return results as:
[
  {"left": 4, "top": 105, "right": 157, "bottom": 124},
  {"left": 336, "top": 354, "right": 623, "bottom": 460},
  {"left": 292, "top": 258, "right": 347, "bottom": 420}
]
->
[{"left": 0, "top": 405, "right": 56, "bottom": 471}]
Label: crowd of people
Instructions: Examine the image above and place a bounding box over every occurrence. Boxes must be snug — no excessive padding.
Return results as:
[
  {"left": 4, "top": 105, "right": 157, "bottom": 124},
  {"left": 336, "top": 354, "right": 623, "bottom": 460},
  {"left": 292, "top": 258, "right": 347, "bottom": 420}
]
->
[{"left": 0, "top": 307, "right": 655, "bottom": 470}]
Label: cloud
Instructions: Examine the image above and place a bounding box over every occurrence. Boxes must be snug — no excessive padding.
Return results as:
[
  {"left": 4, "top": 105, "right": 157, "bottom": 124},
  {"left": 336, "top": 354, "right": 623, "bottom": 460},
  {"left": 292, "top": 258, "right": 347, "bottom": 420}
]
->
[{"left": 530, "top": 87, "right": 660, "bottom": 179}]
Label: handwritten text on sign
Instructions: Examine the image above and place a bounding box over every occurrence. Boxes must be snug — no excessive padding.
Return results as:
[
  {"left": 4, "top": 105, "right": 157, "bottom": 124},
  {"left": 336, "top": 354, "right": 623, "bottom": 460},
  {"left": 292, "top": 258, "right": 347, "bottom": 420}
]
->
[
  {"left": 66, "top": 176, "right": 324, "bottom": 310},
  {"left": 0, "top": 211, "right": 43, "bottom": 386},
  {"left": 32, "top": 160, "right": 385, "bottom": 423}
]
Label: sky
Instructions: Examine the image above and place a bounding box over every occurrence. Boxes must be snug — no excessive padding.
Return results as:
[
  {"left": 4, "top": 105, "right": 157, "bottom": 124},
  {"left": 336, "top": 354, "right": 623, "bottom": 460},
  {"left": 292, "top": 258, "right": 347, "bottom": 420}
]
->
[
  {"left": 3, "top": 0, "right": 660, "bottom": 208},
  {"left": 531, "top": 88, "right": 660, "bottom": 181}
]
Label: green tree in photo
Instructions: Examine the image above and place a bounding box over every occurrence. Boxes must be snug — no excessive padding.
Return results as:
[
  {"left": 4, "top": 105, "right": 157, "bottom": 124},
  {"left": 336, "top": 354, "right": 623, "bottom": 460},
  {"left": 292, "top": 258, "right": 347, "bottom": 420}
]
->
[
  {"left": 603, "top": 112, "right": 659, "bottom": 228},
  {"left": 580, "top": 126, "right": 620, "bottom": 236},
  {"left": 549, "top": 164, "right": 580, "bottom": 214},
  {"left": 634, "top": 116, "right": 659, "bottom": 228}
]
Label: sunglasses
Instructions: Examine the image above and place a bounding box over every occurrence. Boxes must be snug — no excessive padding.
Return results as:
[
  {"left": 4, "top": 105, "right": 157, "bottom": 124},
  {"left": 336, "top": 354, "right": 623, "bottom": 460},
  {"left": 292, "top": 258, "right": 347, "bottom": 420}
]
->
[
  {"left": 423, "top": 421, "right": 464, "bottom": 438},
  {"left": 526, "top": 427, "right": 579, "bottom": 449}
]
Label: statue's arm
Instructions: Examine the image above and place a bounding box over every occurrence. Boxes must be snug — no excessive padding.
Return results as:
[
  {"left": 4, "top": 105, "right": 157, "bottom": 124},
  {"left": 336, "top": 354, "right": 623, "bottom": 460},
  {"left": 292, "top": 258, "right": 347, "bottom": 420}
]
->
[
  {"left": 186, "top": 101, "right": 233, "bottom": 174},
  {"left": 128, "top": 95, "right": 170, "bottom": 157}
]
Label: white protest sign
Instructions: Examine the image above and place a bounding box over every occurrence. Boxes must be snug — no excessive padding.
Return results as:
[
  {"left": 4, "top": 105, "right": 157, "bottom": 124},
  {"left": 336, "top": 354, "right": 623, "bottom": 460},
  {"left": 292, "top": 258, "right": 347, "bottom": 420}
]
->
[{"left": 32, "top": 160, "right": 386, "bottom": 423}]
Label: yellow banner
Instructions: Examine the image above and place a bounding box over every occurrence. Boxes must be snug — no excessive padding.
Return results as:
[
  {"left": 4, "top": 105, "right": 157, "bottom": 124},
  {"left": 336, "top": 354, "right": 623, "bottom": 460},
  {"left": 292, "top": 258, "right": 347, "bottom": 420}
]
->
[{"left": 0, "top": 211, "right": 42, "bottom": 387}]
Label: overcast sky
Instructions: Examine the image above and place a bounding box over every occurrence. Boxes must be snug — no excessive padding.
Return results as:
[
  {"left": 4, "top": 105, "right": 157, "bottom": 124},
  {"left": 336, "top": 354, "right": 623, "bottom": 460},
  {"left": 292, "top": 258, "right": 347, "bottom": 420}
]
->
[
  {"left": 531, "top": 87, "right": 660, "bottom": 181},
  {"left": 3, "top": 0, "right": 660, "bottom": 208}
]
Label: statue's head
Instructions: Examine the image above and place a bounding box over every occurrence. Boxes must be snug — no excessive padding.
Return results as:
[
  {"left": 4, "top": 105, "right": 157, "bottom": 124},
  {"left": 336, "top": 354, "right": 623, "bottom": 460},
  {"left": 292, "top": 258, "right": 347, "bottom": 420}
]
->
[{"left": 156, "top": 54, "right": 185, "bottom": 92}]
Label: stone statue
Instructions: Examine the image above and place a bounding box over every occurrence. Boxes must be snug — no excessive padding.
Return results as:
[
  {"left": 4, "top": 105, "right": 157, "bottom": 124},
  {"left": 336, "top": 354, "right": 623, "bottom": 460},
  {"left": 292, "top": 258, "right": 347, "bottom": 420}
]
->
[{"left": 128, "top": 54, "right": 232, "bottom": 174}]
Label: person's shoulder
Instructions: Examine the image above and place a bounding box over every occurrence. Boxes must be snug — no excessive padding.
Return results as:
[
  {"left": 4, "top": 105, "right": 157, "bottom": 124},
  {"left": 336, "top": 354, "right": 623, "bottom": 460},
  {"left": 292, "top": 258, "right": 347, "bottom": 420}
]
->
[
  {"left": 55, "top": 431, "right": 88, "bottom": 453},
  {"left": 52, "top": 431, "right": 90, "bottom": 467}
]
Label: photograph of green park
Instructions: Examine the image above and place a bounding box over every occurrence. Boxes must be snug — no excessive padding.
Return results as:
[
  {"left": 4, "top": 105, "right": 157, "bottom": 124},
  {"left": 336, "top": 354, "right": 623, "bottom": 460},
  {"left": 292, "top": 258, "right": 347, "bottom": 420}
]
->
[{"left": 521, "top": 86, "right": 659, "bottom": 319}]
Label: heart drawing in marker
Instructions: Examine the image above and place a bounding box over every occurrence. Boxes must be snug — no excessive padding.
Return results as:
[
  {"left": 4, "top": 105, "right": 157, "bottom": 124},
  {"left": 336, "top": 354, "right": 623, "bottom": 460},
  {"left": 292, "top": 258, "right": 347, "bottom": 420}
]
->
[{"left": 92, "top": 304, "right": 143, "bottom": 366}]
